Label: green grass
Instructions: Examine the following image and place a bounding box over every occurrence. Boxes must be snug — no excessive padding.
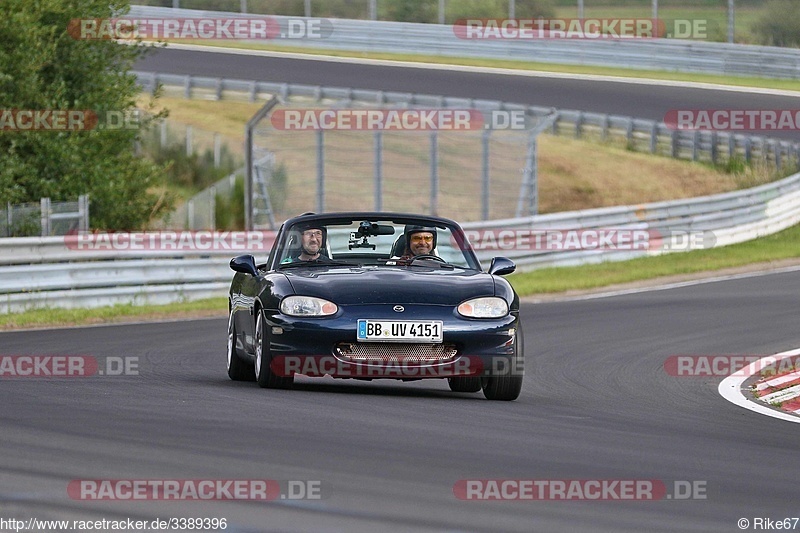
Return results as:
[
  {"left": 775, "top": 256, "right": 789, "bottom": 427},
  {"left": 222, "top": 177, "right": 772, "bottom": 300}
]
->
[
  {"left": 508, "top": 222, "right": 800, "bottom": 295},
  {"left": 0, "top": 297, "right": 227, "bottom": 330}
]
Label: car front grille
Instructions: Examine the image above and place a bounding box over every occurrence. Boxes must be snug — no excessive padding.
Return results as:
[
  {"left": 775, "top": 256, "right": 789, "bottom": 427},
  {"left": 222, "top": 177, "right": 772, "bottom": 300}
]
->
[{"left": 335, "top": 342, "right": 458, "bottom": 365}]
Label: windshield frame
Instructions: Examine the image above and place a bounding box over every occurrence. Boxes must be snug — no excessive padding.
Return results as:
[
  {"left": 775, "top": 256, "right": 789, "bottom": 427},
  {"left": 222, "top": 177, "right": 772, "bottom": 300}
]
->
[{"left": 269, "top": 213, "right": 481, "bottom": 272}]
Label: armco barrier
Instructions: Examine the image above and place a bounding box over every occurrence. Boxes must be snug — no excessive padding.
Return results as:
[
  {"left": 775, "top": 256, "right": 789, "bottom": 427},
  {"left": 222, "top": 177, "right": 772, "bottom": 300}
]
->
[
  {"left": 128, "top": 6, "right": 800, "bottom": 79},
  {"left": 2, "top": 170, "right": 799, "bottom": 313},
  {"left": 135, "top": 72, "right": 800, "bottom": 173}
]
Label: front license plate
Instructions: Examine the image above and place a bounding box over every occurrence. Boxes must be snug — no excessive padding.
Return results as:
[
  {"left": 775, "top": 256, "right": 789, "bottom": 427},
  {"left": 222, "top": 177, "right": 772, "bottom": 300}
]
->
[{"left": 357, "top": 320, "right": 443, "bottom": 343}]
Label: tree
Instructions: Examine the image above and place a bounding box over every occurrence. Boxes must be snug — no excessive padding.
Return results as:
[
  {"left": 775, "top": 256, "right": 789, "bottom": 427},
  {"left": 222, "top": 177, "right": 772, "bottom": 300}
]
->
[{"left": 0, "top": 0, "right": 170, "bottom": 229}]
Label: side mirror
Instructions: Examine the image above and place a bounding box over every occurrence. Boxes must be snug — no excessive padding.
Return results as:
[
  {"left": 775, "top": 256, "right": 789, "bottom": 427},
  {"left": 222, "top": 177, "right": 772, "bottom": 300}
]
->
[
  {"left": 488, "top": 257, "right": 516, "bottom": 276},
  {"left": 230, "top": 254, "right": 259, "bottom": 277}
]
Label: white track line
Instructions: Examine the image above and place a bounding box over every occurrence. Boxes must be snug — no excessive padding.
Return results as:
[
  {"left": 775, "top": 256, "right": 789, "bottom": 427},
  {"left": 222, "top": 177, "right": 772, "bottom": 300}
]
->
[
  {"left": 718, "top": 348, "right": 800, "bottom": 424},
  {"left": 163, "top": 43, "right": 800, "bottom": 98}
]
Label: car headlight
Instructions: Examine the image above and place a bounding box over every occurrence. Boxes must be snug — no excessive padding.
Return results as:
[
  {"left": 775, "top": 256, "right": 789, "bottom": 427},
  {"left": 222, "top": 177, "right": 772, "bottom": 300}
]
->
[
  {"left": 280, "top": 296, "right": 338, "bottom": 317},
  {"left": 457, "top": 297, "right": 509, "bottom": 318}
]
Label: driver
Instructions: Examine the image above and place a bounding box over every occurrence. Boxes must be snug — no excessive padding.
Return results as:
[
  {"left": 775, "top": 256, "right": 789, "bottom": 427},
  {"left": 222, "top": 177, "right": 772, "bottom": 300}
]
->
[
  {"left": 397, "top": 225, "right": 437, "bottom": 263},
  {"left": 295, "top": 223, "right": 332, "bottom": 262}
]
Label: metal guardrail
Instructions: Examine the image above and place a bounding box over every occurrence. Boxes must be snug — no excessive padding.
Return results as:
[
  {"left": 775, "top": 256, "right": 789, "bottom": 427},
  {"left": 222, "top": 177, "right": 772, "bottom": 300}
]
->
[
  {"left": 2, "top": 169, "right": 799, "bottom": 313},
  {"left": 136, "top": 71, "right": 800, "bottom": 173},
  {"left": 129, "top": 6, "right": 800, "bottom": 79}
]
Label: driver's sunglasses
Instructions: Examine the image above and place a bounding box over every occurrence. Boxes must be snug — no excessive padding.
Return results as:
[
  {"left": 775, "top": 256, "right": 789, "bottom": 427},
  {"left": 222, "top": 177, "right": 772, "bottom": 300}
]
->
[{"left": 411, "top": 234, "right": 433, "bottom": 243}]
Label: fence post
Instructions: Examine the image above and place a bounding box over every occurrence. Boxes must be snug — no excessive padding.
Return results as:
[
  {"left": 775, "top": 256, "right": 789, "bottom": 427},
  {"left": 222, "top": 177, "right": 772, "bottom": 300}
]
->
[
  {"left": 692, "top": 131, "right": 699, "bottom": 161},
  {"left": 305, "top": 0, "right": 311, "bottom": 17},
  {"left": 209, "top": 186, "right": 216, "bottom": 230},
  {"left": 160, "top": 120, "right": 167, "bottom": 148},
  {"left": 744, "top": 137, "right": 752, "bottom": 163},
  {"left": 214, "top": 133, "right": 221, "bottom": 168},
  {"left": 430, "top": 131, "right": 439, "bottom": 216},
  {"left": 482, "top": 130, "right": 491, "bottom": 220},
  {"left": 6, "top": 202, "right": 11, "bottom": 237},
  {"left": 240, "top": 0, "right": 247, "bottom": 13},
  {"left": 373, "top": 131, "right": 383, "bottom": 211},
  {"left": 40, "top": 197, "right": 51, "bottom": 237},
  {"left": 188, "top": 199, "right": 194, "bottom": 230},
  {"left": 316, "top": 129, "right": 325, "bottom": 213},
  {"left": 369, "top": 0, "right": 377, "bottom": 20},
  {"left": 186, "top": 125, "right": 193, "bottom": 157}
]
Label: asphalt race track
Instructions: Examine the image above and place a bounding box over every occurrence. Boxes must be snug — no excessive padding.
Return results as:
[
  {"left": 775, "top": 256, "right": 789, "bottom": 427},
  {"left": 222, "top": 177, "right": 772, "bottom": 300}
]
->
[
  {"left": 136, "top": 47, "right": 800, "bottom": 141},
  {"left": 1, "top": 270, "right": 799, "bottom": 532}
]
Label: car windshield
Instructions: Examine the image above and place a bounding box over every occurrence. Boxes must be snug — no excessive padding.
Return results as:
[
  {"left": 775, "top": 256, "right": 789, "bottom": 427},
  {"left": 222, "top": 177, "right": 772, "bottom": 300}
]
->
[{"left": 275, "top": 217, "right": 479, "bottom": 270}]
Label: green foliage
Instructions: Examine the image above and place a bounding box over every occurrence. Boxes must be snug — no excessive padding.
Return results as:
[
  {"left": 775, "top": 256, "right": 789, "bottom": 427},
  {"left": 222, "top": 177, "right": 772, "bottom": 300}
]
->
[
  {"left": 147, "top": 138, "right": 239, "bottom": 190},
  {"left": 215, "top": 175, "right": 245, "bottom": 230},
  {"left": 0, "top": 0, "right": 171, "bottom": 229},
  {"left": 752, "top": 0, "right": 800, "bottom": 47},
  {"left": 269, "top": 162, "right": 289, "bottom": 215}
]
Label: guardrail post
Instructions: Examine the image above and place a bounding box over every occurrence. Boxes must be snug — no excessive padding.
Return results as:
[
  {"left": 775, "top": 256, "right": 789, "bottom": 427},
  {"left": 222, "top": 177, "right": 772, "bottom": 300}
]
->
[
  {"left": 374, "top": 131, "right": 383, "bottom": 211},
  {"left": 728, "top": 134, "right": 736, "bottom": 161},
  {"left": 575, "top": 111, "right": 583, "bottom": 139},
  {"left": 215, "top": 78, "right": 223, "bottom": 100},
  {"left": 214, "top": 133, "right": 221, "bottom": 168},
  {"left": 625, "top": 119, "right": 634, "bottom": 148},
  {"left": 40, "top": 197, "right": 51, "bottom": 237},
  {"left": 78, "top": 195, "right": 89, "bottom": 232},
  {"left": 430, "top": 131, "right": 439, "bottom": 216},
  {"left": 671, "top": 130, "right": 679, "bottom": 158},
  {"left": 482, "top": 130, "right": 491, "bottom": 220},
  {"left": 649, "top": 123, "right": 658, "bottom": 154},
  {"left": 711, "top": 132, "right": 719, "bottom": 164},
  {"left": 184, "top": 75, "right": 191, "bottom": 99},
  {"left": 601, "top": 115, "right": 610, "bottom": 142}
]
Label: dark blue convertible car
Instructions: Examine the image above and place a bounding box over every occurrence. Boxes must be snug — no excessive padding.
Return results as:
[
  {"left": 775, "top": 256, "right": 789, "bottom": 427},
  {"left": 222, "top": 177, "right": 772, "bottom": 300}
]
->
[{"left": 227, "top": 212, "right": 523, "bottom": 400}]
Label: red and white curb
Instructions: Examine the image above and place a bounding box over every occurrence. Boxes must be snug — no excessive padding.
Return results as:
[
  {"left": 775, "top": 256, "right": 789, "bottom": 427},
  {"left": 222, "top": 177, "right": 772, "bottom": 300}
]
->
[{"left": 719, "top": 348, "right": 800, "bottom": 423}]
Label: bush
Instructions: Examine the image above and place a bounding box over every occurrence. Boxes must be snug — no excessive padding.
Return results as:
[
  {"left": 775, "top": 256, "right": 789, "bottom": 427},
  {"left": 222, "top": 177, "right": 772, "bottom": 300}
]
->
[{"left": 752, "top": 0, "right": 800, "bottom": 47}]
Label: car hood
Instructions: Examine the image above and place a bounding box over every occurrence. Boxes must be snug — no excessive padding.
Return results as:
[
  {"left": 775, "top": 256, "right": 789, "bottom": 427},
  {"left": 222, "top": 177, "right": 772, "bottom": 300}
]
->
[{"left": 282, "top": 266, "right": 495, "bottom": 305}]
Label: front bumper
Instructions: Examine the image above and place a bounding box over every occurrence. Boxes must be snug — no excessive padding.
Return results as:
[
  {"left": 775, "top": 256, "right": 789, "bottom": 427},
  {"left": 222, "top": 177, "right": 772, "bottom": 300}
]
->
[{"left": 264, "top": 303, "right": 520, "bottom": 379}]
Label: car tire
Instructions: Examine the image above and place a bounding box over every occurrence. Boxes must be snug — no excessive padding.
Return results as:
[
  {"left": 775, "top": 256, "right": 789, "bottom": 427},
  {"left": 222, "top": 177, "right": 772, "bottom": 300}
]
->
[
  {"left": 447, "top": 376, "right": 482, "bottom": 393},
  {"left": 227, "top": 312, "right": 255, "bottom": 381},
  {"left": 255, "top": 309, "right": 293, "bottom": 389},
  {"left": 481, "top": 328, "right": 524, "bottom": 401}
]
